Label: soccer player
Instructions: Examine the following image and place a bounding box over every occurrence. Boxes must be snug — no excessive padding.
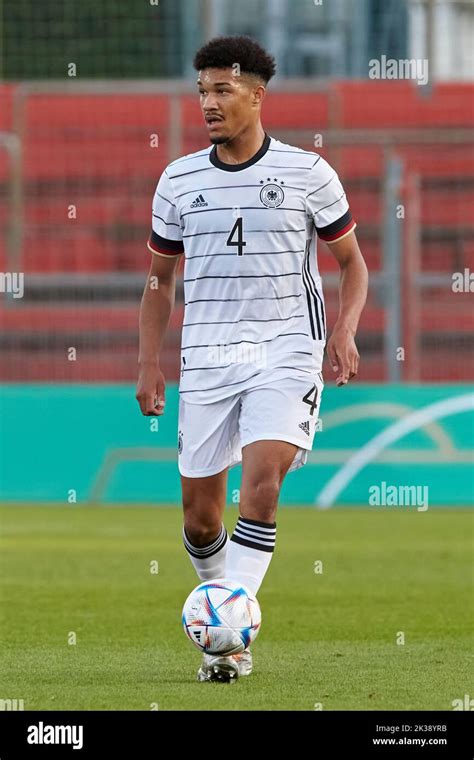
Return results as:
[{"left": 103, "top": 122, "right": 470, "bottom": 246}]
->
[{"left": 136, "top": 36, "right": 368, "bottom": 682}]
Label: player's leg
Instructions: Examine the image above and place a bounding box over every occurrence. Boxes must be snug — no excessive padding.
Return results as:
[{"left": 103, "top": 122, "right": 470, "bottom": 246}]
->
[
  {"left": 239, "top": 439, "right": 299, "bottom": 523},
  {"left": 224, "top": 439, "right": 297, "bottom": 595},
  {"left": 181, "top": 469, "right": 228, "bottom": 580},
  {"left": 178, "top": 393, "right": 241, "bottom": 581},
  {"left": 224, "top": 373, "right": 324, "bottom": 595},
  {"left": 178, "top": 394, "right": 248, "bottom": 683}
]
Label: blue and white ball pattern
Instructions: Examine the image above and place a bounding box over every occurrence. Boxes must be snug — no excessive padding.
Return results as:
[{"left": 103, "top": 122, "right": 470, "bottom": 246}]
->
[{"left": 182, "top": 578, "right": 261, "bottom": 656}]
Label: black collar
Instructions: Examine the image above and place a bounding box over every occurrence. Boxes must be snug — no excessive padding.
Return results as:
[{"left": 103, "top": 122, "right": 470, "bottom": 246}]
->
[{"left": 209, "top": 132, "right": 271, "bottom": 172}]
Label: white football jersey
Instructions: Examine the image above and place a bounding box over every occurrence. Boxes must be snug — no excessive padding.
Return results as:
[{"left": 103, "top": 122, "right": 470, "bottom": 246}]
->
[{"left": 148, "top": 133, "right": 356, "bottom": 404}]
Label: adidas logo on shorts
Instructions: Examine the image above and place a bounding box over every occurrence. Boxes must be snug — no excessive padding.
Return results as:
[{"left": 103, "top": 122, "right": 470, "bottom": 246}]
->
[
  {"left": 190, "top": 194, "right": 208, "bottom": 208},
  {"left": 298, "top": 420, "right": 310, "bottom": 436}
]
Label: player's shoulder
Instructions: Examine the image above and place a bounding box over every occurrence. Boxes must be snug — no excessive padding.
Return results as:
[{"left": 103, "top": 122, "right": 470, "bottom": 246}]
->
[
  {"left": 165, "top": 146, "right": 212, "bottom": 178},
  {"left": 268, "top": 136, "right": 321, "bottom": 167},
  {"left": 267, "top": 136, "right": 334, "bottom": 183}
]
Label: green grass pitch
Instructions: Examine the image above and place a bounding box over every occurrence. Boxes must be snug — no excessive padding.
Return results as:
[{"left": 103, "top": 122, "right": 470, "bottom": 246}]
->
[{"left": 0, "top": 505, "right": 472, "bottom": 711}]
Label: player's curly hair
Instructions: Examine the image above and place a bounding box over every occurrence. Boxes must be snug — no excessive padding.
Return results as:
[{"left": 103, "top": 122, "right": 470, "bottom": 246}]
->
[{"left": 193, "top": 35, "right": 276, "bottom": 84}]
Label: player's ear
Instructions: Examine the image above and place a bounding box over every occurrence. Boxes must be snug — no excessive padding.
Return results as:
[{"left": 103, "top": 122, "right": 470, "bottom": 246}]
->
[{"left": 252, "top": 83, "right": 265, "bottom": 107}]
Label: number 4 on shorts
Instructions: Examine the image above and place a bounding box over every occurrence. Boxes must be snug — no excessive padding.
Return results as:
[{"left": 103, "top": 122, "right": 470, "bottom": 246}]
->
[{"left": 302, "top": 384, "right": 318, "bottom": 416}]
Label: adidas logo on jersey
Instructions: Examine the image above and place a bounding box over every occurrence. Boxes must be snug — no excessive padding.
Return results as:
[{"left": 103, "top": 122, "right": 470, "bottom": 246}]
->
[
  {"left": 190, "top": 194, "right": 208, "bottom": 208},
  {"left": 298, "top": 420, "right": 310, "bottom": 436}
]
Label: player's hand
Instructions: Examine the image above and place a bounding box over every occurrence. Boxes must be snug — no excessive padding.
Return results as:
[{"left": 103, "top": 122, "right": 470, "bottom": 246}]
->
[
  {"left": 326, "top": 325, "right": 359, "bottom": 386},
  {"left": 136, "top": 362, "right": 166, "bottom": 415}
]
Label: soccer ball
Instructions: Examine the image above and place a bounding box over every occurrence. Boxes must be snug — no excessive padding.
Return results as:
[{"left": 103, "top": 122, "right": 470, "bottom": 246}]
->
[{"left": 182, "top": 578, "right": 261, "bottom": 656}]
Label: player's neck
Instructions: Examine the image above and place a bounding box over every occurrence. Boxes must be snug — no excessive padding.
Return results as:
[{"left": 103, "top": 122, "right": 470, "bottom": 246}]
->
[{"left": 215, "top": 125, "right": 266, "bottom": 166}]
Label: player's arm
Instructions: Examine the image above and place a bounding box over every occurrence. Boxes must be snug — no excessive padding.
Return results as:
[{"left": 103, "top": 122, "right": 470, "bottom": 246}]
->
[
  {"left": 136, "top": 252, "right": 181, "bottom": 416},
  {"left": 305, "top": 156, "right": 368, "bottom": 386},
  {"left": 326, "top": 230, "right": 368, "bottom": 386},
  {"left": 136, "top": 168, "right": 184, "bottom": 415}
]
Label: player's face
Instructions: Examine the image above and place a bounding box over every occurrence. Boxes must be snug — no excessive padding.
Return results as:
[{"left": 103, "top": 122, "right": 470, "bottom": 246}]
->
[{"left": 197, "top": 68, "right": 260, "bottom": 144}]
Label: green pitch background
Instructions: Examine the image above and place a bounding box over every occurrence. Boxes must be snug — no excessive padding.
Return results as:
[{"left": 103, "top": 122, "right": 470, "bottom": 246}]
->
[{"left": 1, "top": 505, "right": 472, "bottom": 711}]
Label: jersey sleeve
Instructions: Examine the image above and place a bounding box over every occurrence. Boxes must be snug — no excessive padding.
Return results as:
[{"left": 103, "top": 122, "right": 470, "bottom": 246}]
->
[
  {"left": 147, "top": 170, "right": 184, "bottom": 257},
  {"left": 305, "top": 156, "right": 356, "bottom": 243}
]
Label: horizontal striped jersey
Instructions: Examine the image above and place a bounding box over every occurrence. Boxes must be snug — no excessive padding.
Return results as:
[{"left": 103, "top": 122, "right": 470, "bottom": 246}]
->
[{"left": 148, "top": 133, "right": 356, "bottom": 404}]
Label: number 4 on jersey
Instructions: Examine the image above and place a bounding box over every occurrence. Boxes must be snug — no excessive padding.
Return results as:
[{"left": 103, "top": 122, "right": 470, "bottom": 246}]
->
[{"left": 227, "top": 217, "right": 246, "bottom": 256}]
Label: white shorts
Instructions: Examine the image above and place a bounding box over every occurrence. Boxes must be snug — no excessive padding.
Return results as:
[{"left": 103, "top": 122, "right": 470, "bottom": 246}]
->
[{"left": 177, "top": 372, "right": 324, "bottom": 478}]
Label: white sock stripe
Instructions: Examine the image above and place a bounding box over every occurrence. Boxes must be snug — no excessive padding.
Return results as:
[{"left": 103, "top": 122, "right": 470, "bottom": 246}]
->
[
  {"left": 183, "top": 533, "right": 226, "bottom": 555},
  {"left": 235, "top": 522, "right": 276, "bottom": 538},
  {"left": 235, "top": 524, "right": 276, "bottom": 541},
  {"left": 183, "top": 536, "right": 227, "bottom": 559},
  {"left": 229, "top": 533, "right": 275, "bottom": 553},
  {"left": 233, "top": 527, "right": 276, "bottom": 545},
  {"left": 183, "top": 524, "right": 227, "bottom": 555},
  {"left": 235, "top": 526, "right": 276, "bottom": 540},
  {"left": 237, "top": 518, "right": 276, "bottom": 533}
]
